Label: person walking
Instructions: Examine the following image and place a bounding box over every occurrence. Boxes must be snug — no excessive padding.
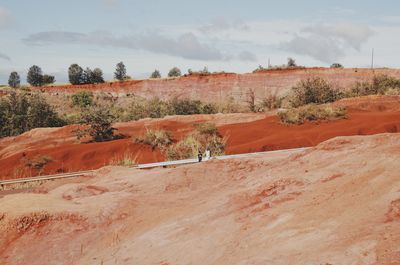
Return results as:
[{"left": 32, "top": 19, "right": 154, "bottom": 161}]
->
[
  {"left": 205, "top": 148, "right": 211, "bottom": 161},
  {"left": 198, "top": 150, "right": 203, "bottom": 162}
]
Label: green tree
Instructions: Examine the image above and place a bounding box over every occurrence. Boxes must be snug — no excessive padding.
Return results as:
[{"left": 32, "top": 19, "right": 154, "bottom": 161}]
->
[
  {"left": 81, "top": 106, "right": 116, "bottom": 142},
  {"left": 0, "top": 92, "right": 64, "bottom": 138},
  {"left": 150, "top": 70, "right": 161, "bottom": 79},
  {"left": 82, "top": 67, "right": 93, "bottom": 84},
  {"left": 8, "top": 71, "right": 20, "bottom": 88},
  {"left": 42, "top": 74, "right": 55, "bottom": 85},
  {"left": 91, "top": 68, "right": 105, "bottom": 83},
  {"left": 27, "top": 94, "right": 64, "bottom": 128},
  {"left": 114, "top": 61, "right": 127, "bottom": 81},
  {"left": 330, "top": 63, "right": 344, "bottom": 69},
  {"left": 71, "top": 90, "right": 94, "bottom": 109},
  {"left": 68, "top": 64, "right": 84, "bottom": 85},
  {"left": 168, "top": 67, "right": 181, "bottom": 77},
  {"left": 287, "top": 57, "right": 297, "bottom": 67},
  {"left": 27, "top": 65, "right": 44, "bottom": 86}
]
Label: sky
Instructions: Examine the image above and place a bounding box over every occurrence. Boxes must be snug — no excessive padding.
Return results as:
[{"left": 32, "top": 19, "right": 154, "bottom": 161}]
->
[{"left": 1, "top": 0, "right": 400, "bottom": 84}]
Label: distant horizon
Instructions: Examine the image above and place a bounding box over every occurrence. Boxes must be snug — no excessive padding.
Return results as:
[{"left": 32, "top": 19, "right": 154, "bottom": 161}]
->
[
  {"left": 1, "top": 0, "right": 400, "bottom": 84},
  {"left": 3, "top": 65, "right": 400, "bottom": 87}
]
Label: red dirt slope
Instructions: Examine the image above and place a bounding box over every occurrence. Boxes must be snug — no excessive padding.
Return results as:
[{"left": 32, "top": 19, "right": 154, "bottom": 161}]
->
[
  {"left": 34, "top": 68, "right": 400, "bottom": 103},
  {"left": 0, "top": 133, "right": 399, "bottom": 264},
  {"left": 1, "top": 96, "right": 400, "bottom": 180}
]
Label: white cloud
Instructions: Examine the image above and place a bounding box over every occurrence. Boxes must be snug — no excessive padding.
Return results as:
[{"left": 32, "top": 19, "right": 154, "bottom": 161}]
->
[
  {"left": 279, "top": 23, "right": 374, "bottom": 63},
  {"left": 22, "top": 30, "right": 255, "bottom": 61},
  {"left": 198, "top": 17, "right": 250, "bottom": 34}
]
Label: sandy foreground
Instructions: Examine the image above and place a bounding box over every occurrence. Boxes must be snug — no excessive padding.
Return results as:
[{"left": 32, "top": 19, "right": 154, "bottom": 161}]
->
[{"left": 0, "top": 133, "right": 399, "bottom": 264}]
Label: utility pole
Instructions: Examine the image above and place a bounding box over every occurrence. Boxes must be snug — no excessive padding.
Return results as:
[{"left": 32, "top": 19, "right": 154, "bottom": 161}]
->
[{"left": 371, "top": 48, "right": 374, "bottom": 69}]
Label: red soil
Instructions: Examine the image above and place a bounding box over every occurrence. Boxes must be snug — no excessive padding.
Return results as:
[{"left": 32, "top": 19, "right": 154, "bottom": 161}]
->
[
  {"left": 1, "top": 96, "right": 400, "bottom": 180},
  {"left": 26, "top": 67, "right": 400, "bottom": 103},
  {"left": 1, "top": 133, "right": 400, "bottom": 264}
]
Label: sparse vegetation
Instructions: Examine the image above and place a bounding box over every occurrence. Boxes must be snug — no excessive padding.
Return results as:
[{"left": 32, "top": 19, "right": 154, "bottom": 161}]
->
[
  {"left": 150, "top": 70, "right": 162, "bottom": 79},
  {"left": 135, "top": 129, "right": 173, "bottom": 150},
  {"left": 289, "top": 77, "right": 341, "bottom": 107},
  {"left": 24, "top": 155, "right": 52, "bottom": 175},
  {"left": 165, "top": 122, "right": 225, "bottom": 160},
  {"left": 0, "top": 92, "right": 65, "bottom": 137},
  {"left": 71, "top": 90, "right": 94, "bottom": 109},
  {"left": 109, "top": 152, "right": 138, "bottom": 167},
  {"left": 278, "top": 104, "right": 347, "bottom": 125},
  {"left": 168, "top": 67, "right": 182, "bottom": 78},
  {"left": 75, "top": 106, "right": 118, "bottom": 142},
  {"left": 348, "top": 74, "right": 400, "bottom": 97},
  {"left": 330, "top": 63, "right": 344, "bottom": 68}
]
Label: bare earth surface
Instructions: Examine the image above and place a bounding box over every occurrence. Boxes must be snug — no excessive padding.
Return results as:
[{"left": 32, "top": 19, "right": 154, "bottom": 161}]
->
[
  {"left": 1, "top": 95, "right": 400, "bottom": 180},
  {"left": 0, "top": 133, "right": 399, "bottom": 264}
]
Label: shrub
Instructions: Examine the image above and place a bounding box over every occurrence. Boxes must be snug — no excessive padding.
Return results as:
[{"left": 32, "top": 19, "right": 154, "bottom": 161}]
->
[
  {"left": 0, "top": 92, "right": 65, "bottom": 137},
  {"left": 330, "top": 63, "right": 344, "bottom": 68},
  {"left": 194, "top": 122, "right": 219, "bottom": 136},
  {"left": 24, "top": 155, "right": 52, "bottom": 172},
  {"left": 168, "top": 67, "right": 181, "bottom": 77},
  {"left": 289, "top": 77, "right": 339, "bottom": 107},
  {"left": 165, "top": 122, "right": 225, "bottom": 160},
  {"left": 147, "top": 97, "right": 173, "bottom": 118},
  {"left": 201, "top": 103, "right": 218, "bottom": 114},
  {"left": 8, "top": 72, "right": 20, "bottom": 88},
  {"left": 71, "top": 90, "right": 94, "bottom": 109},
  {"left": 220, "top": 97, "right": 241, "bottom": 113},
  {"left": 109, "top": 152, "right": 138, "bottom": 167},
  {"left": 150, "top": 70, "right": 161, "bottom": 79},
  {"left": 42, "top": 74, "right": 55, "bottom": 85},
  {"left": 135, "top": 129, "right": 173, "bottom": 150},
  {"left": 260, "top": 90, "right": 283, "bottom": 110},
  {"left": 278, "top": 104, "right": 347, "bottom": 125},
  {"left": 78, "top": 106, "right": 117, "bottom": 142},
  {"left": 348, "top": 75, "right": 400, "bottom": 97},
  {"left": 170, "top": 98, "right": 202, "bottom": 115},
  {"left": 165, "top": 134, "right": 201, "bottom": 160},
  {"left": 126, "top": 98, "right": 148, "bottom": 121}
]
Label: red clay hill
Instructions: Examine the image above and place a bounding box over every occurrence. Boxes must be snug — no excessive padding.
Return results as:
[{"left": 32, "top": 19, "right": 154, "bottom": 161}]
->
[
  {"left": 1, "top": 95, "right": 400, "bottom": 180},
  {"left": 36, "top": 67, "right": 400, "bottom": 103}
]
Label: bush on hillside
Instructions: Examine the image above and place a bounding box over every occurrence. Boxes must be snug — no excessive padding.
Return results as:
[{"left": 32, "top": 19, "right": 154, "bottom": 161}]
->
[
  {"left": 135, "top": 129, "right": 173, "bottom": 150},
  {"left": 150, "top": 70, "right": 162, "bottom": 79},
  {"left": 77, "top": 106, "right": 118, "bottom": 142},
  {"left": 278, "top": 104, "right": 347, "bottom": 125},
  {"left": 165, "top": 122, "right": 225, "bottom": 160},
  {"left": 289, "top": 77, "right": 340, "bottom": 107},
  {"left": 71, "top": 90, "right": 94, "bottom": 109},
  {"left": 170, "top": 98, "right": 203, "bottom": 115},
  {"left": 0, "top": 92, "right": 65, "bottom": 137},
  {"left": 348, "top": 75, "right": 400, "bottom": 97},
  {"left": 168, "top": 67, "right": 182, "bottom": 77}
]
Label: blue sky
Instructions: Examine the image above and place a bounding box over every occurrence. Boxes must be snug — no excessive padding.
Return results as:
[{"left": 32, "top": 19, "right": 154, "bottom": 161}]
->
[{"left": 1, "top": 0, "right": 400, "bottom": 84}]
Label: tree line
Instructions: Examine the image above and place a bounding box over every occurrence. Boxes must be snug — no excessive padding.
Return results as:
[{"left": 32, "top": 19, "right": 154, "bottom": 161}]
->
[{"left": 7, "top": 61, "right": 186, "bottom": 88}]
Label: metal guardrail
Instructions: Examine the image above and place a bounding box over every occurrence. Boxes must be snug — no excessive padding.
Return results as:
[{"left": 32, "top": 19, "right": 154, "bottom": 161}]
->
[
  {"left": 0, "top": 147, "right": 310, "bottom": 187},
  {"left": 0, "top": 170, "right": 94, "bottom": 187}
]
